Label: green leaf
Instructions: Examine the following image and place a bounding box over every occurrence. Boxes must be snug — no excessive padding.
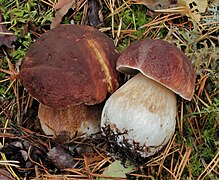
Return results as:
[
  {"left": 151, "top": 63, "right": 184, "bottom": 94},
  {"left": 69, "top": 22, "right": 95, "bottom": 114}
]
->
[{"left": 100, "top": 160, "right": 133, "bottom": 179}]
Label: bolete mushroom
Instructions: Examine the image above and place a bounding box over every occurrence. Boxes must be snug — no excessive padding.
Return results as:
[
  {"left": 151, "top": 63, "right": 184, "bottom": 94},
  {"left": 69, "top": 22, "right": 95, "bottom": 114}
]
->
[
  {"left": 20, "top": 24, "right": 119, "bottom": 137},
  {"left": 101, "top": 39, "right": 195, "bottom": 157}
]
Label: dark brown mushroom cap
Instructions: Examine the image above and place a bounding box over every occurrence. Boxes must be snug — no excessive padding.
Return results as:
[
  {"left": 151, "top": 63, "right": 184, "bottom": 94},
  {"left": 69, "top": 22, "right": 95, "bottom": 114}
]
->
[
  {"left": 117, "top": 39, "right": 195, "bottom": 100},
  {"left": 20, "top": 25, "right": 119, "bottom": 108}
]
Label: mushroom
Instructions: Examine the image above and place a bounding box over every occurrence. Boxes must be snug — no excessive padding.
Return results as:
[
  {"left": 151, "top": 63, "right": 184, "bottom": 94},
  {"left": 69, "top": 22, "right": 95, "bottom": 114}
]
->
[
  {"left": 19, "top": 24, "right": 119, "bottom": 137},
  {"left": 101, "top": 39, "right": 195, "bottom": 157},
  {"left": 38, "top": 103, "right": 102, "bottom": 137}
]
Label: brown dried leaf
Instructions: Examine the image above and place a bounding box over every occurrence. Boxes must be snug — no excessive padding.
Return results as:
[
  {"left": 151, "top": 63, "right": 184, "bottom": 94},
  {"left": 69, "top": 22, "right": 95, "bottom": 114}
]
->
[
  {"left": 132, "top": 0, "right": 177, "bottom": 10},
  {"left": 86, "top": 0, "right": 103, "bottom": 27},
  {"left": 51, "top": 0, "right": 75, "bottom": 29},
  {"left": 0, "top": 169, "right": 13, "bottom": 180},
  {"left": 47, "top": 146, "right": 76, "bottom": 169},
  {"left": 0, "top": 13, "right": 17, "bottom": 47}
]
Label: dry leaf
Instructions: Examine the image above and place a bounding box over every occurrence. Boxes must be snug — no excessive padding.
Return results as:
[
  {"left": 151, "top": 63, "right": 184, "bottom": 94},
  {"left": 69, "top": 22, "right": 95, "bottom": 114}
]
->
[
  {"left": 212, "top": 0, "right": 219, "bottom": 5},
  {"left": 51, "top": 0, "right": 75, "bottom": 29},
  {"left": 47, "top": 146, "right": 76, "bottom": 169},
  {"left": 178, "top": 0, "right": 207, "bottom": 13},
  {"left": 177, "top": 0, "right": 208, "bottom": 22},
  {"left": 0, "top": 169, "right": 13, "bottom": 180},
  {"left": 132, "top": 0, "right": 177, "bottom": 10},
  {"left": 86, "top": 0, "right": 103, "bottom": 27},
  {"left": 0, "top": 12, "right": 17, "bottom": 47},
  {"left": 100, "top": 160, "right": 133, "bottom": 179}
]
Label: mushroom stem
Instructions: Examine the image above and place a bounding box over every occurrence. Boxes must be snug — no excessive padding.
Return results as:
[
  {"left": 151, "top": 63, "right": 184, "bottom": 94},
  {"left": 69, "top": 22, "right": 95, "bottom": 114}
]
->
[
  {"left": 39, "top": 103, "right": 102, "bottom": 138},
  {"left": 101, "top": 73, "right": 177, "bottom": 157}
]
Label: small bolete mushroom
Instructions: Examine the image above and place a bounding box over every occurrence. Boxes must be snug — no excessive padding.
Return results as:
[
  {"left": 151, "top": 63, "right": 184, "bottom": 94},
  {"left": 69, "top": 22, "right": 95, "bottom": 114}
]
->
[
  {"left": 20, "top": 24, "right": 119, "bottom": 137},
  {"left": 101, "top": 39, "right": 195, "bottom": 157}
]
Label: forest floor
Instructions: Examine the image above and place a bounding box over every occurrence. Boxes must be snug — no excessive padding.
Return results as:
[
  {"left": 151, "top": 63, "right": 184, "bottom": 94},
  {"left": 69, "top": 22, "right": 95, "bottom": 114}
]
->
[{"left": 0, "top": 0, "right": 218, "bottom": 179}]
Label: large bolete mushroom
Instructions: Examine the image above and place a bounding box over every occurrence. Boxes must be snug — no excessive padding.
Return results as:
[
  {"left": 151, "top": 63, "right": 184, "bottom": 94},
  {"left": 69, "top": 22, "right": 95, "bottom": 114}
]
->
[
  {"left": 101, "top": 39, "right": 195, "bottom": 157},
  {"left": 20, "top": 24, "right": 119, "bottom": 137}
]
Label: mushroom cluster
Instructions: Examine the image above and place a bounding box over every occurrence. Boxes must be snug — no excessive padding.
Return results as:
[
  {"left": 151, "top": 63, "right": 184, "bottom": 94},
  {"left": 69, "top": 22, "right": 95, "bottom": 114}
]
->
[
  {"left": 101, "top": 39, "right": 195, "bottom": 157},
  {"left": 20, "top": 24, "right": 119, "bottom": 137}
]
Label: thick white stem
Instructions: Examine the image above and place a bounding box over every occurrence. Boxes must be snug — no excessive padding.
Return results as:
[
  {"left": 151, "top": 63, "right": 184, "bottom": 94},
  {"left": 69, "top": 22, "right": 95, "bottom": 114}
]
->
[{"left": 101, "top": 73, "right": 177, "bottom": 157}]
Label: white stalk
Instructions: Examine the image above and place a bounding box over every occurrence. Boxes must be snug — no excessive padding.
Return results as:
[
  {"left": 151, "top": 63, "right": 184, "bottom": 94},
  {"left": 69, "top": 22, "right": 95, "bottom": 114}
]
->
[{"left": 101, "top": 73, "right": 177, "bottom": 157}]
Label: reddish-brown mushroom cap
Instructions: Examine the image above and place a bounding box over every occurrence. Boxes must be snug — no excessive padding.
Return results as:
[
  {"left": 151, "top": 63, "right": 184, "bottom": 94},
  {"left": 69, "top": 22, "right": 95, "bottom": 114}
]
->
[
  {"left": 117, "top": 39, "right": 195, "bottom": 100},
  {"left": 20, "top": 25, "right": 119, "bottom": 108}
]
